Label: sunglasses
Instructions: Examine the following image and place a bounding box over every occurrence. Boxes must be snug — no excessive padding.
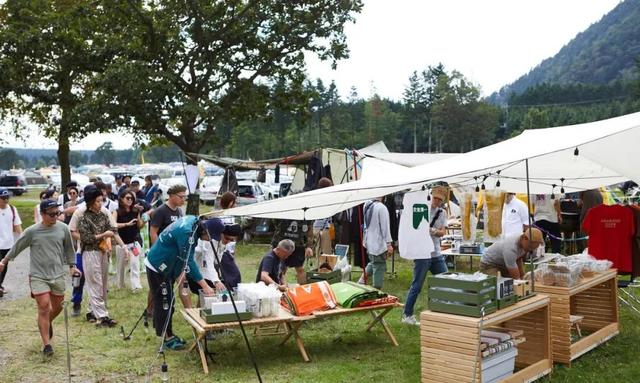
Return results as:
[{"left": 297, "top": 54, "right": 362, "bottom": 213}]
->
[
  {"left": 175, "top": 194, "right": 187, "bottom": 199},
  {"left": 45, "top": 211, "right": 61, "bottom": 218},
  {"left": 69, "top": 192, "right": 78, "bottom": 195},
  {"left": 124, "top": 196, "right": 134, "bottom": 201}
]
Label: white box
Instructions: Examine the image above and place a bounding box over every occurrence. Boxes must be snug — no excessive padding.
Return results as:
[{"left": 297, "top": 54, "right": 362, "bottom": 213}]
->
[
  {"left": 482, "top": 347, "right": 517, "bottom": 383},
  {"left": 210, "top": 300, "right": 246, "bottom": 315}
]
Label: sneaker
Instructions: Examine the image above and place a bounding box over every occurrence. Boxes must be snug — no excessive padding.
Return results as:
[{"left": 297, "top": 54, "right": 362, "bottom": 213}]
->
[
  {"left": 357, "top": 274, "right": 366, "bottom": 285},
  {"left": 163, "top": 336, "right": 186, "bottom": 351},
  {"left": 86, "top": 312, "right": 97, "bottom": 323},
  {"left": 401, "top": 314, "right": 420, "bottom": 326},
  {"left": 72, "top": 304, "right": 81, "bottom": 317},
  {"left": 42, "top": 344, "right": 54, "bottom": 357}
]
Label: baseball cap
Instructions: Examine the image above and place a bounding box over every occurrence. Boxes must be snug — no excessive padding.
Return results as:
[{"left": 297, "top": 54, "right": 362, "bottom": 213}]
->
[
  {"left": 0, "top": 188, "right": 9, "bottom": 198},
  {"left": 40, "top": 199, "right": 61, "bottom": 211},
  {"left": 223, "top": 224, "right": 242, "bottom": 238},
  {"left": 202, "top": 218, "right": 224, "bottom": 241},
  {"left": 523, "top": 228, "right": 544, "bottom": 243}
]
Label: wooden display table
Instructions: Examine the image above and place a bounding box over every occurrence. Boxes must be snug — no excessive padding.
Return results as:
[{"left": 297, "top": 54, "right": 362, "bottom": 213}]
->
[
  {"left": 182, "top": 302, "right": 403, "bottom": 374},
  {"left": 533, "top": 269, "right": 619, "bottom": 365},
  {"left": 181, "top": 307, "right": 296, "bottom": 374},
  {"left": 420, "top": 294, "right": 552, "bottom": 383}
]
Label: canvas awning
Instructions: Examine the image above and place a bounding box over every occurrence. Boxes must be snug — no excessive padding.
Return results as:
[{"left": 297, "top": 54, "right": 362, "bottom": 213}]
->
[{"left": 210, "top": 111, "right": 640, "bottom": 220}]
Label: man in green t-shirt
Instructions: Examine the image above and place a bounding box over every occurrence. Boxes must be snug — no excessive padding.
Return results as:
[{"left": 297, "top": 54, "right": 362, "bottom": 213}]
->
[{"left": 0, "top": 200, "right": 79, "bottom": 357}]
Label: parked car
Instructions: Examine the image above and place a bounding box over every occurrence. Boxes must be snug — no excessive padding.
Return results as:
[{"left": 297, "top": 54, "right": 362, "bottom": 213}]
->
[
  {"left": 199, "top": 175, "right": 222, "bottom": 205},
  {"left": 0, "top": 175, "right": 27, "bottom": 196},
  {"left": 237, "top": 180, "right": 266, "bottom": 206}
]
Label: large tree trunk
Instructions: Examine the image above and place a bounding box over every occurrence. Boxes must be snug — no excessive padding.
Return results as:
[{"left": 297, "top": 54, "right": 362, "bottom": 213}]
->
[{"left": 57, "top": 114, "right": 71, "bottom": 190}]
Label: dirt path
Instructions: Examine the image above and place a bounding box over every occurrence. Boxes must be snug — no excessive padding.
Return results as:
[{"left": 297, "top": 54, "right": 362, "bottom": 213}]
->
[{"left": 1, "top": 248, "right": 31, "bottom": 301}]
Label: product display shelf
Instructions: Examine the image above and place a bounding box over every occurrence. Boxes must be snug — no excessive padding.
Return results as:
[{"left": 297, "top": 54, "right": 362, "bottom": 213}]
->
[
  {"left": 533, "top": 268, "right": 619, "bottom": 365},
  {"left": 420, "top": 294, "right": 552, "bottom": 383}
]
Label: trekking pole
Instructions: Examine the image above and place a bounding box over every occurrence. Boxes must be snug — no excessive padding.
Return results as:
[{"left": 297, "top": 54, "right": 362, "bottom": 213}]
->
[{"left": 63, "top": 301, "right": 72, "bottom": 383}]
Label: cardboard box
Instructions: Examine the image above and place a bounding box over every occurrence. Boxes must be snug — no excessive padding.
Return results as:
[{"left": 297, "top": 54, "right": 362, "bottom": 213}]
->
[{"left": 513, "top": 279, "right": 532, "bottom": 298}]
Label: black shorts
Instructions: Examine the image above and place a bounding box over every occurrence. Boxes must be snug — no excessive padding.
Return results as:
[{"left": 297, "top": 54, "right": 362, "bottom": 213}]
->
[
  {"left": 187, "top": 276, "right": 215, "bottom": 295},
  {"left": 285, "top": 247, "right": 305, "bottom": 268}
]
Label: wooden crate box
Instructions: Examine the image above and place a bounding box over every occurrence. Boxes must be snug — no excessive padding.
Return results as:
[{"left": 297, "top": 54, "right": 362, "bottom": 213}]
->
[
  {"left": 420, "top": 294, "right": 552, "bottom": 383},
  {"left": 534, "top": 269, "right": 619, "bottom": 365}
]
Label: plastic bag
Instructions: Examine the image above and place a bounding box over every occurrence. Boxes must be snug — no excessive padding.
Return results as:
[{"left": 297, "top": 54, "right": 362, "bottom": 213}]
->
[
  {"left": 483, "top": 190, "right": 506, "bottom": 242},
  {"left": 459, "top": 190, "right": 477, "bottom": 243}
]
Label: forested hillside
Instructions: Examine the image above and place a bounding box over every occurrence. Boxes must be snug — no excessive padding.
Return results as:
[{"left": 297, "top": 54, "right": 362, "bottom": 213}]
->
[{"left": 490, "top": 0, "right": 640, "bottom": 105}]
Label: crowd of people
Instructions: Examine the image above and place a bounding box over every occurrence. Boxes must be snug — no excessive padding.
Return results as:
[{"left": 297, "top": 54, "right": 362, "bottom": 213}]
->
[{"left": 0, "top": 171, "right": 608, "bottom": 358}]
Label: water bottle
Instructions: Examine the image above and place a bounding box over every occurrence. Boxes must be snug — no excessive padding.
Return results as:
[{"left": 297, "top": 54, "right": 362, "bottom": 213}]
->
[
  {"left": 181, "top": 280, "right": 189, "bottom": 297},
  {"left": 72, "top": 272, "right": 81, "bottom": 288},
  {"left": 161, "top": 362, "right": 169, "bottom": 382}
]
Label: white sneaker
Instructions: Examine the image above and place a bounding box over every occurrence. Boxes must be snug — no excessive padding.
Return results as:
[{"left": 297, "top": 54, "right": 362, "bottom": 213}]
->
[
  {"left": 401, "top": 314, "right": 420, "bottom": 326},
  {"left": 357, "top": 274, "right": 365, "bottom": 284}
]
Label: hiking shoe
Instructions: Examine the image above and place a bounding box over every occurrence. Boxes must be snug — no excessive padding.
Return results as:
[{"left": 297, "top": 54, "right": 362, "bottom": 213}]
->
[
  {"left": 401, "top": 314, "right": 420, "bottom": 326},
  {"left": 42, "top": 344, "right": 54, "bottom": 357},
  {"left": 163, "top": 336, "right": 186, "bottom": 351},
  {"left": 72, "top": 304, "right": 81, "bottom": 317},
  {"left": 86, "top": 312, "right": 97, "bottom": 323},
  {"left": 96, "top": 317, "right": 118, "bottom": 328}
]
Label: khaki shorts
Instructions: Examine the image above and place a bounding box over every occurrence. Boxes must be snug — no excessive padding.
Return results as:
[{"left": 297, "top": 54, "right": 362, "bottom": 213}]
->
[
  {"left": 29, "top": 275, "right": 66, "bottom": 297},
  {"left": 479, "top": 263, "right": 508, "bottom": 277}
]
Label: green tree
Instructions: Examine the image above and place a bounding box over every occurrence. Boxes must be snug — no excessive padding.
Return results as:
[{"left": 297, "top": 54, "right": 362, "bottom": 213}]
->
[
  {"left": 94, "top": 1, "right": 362, "bottom": 214},
  {"left": 0, "top": 1, "right": 119, "bottom": 187},
  {"left": 93, "top": 142, "right": 115, "bottom": 165},
  {"left": 403, "top": 71, "right": 428, "bottom": 152},
  {"left": 522, "top": 108, "right": 550, "bottom": 129},
  {"left": 0, "top": 148, "right": 23, "bottom": 169}
]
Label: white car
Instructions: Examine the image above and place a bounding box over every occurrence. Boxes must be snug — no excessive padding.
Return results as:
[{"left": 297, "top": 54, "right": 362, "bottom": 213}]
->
[
  {"left": 237, "top": 180, "right": 267, "bottom": 206},
  {"left": 199, "top": 175, "right": 222, "bottom": 205}
]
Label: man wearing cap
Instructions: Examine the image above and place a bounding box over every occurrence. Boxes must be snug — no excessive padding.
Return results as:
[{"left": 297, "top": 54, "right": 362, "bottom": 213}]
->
[
  {"left": 401, "top": 186, "right": 449, "bottom": 326},
  {"left": 480, "top": 228, "right": 544, "bottom": 279},
  {"left": 0, "top": 187, "right": 22, "bottom": 297},
  {"left": 0, "top": 199, "right": 79, "bottom": 356},
  {"left": 145, "top": 215, "right": 219, "bottom": 350}
]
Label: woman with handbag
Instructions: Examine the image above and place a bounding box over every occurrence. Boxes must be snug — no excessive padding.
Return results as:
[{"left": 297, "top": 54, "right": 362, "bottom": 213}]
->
[
  {"left": 78, "top": 187, "right": 130, "bottom": 327},
  {"left": 115, "top": 190, "right": 145, "bottom": 291}
]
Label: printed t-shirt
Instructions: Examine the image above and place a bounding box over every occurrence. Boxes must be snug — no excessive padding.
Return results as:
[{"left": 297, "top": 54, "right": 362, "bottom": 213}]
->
[
  {"left": 398, "top": 190, "right": 434, "bottom": 260},
  {"left": 582, "top": 204, "right": 635, "bottom": 273},
  {"left": 502, "top": 198, "right": 529, "bottom": 237},
  {"left": 256, "top": 250, "right": 285, "bottom": 285},
  {"left": 150, "top": 204, "right": 183, "bottom": 237}
]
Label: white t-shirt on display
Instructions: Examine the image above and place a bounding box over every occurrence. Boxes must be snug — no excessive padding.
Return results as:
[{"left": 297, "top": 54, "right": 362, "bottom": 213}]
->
[
  {"left": 533, "top": 195, "right": 558, "bottom": 223},
  {"left": 502, "top": 197, "right": 529, "bottom": 238},
  {"left": 0, "top": 205, "right": 21, "bottom": 250},
  {"left": 398, "top": 191, "right": 434, "bottom": 260}
]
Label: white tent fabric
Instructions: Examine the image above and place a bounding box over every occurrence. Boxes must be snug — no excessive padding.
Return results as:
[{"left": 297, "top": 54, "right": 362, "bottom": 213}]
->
[
  {"left": 213, "top": 112, "right": 640, "bottom": 220},
  {"left": 361, "top": 152, "right": 457, "bottom": 167}
]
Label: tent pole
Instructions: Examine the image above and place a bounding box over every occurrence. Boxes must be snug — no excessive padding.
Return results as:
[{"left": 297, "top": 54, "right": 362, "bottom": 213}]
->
[
  {"left": 525, "top": 158, "right": 535, "bottom": 291},
  {"left": 353, "top": 149, "right": 368, "bottom": 284}
]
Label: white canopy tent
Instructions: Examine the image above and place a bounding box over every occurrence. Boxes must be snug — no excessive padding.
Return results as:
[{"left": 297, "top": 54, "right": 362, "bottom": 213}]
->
[{"left": 213, "top": 112, "right": 640, "bottom": 220}]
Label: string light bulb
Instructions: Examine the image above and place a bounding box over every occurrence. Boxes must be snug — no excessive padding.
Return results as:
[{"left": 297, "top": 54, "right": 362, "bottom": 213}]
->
[{"left": 574, "top": 147, "right": 579, "bottom": 156}]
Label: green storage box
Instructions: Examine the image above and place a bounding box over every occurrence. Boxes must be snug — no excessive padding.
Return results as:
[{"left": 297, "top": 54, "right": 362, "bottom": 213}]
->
[
  {"left": 428, "top": 273, "right": 497, "bottom": 291},
  {"left": 428, "top": 299, "right": 497, "bottom": 318},
  {"left": 429, "top": 286, "right": 496, "bottom": 305},
  {"left": 306, "top": 268, "right": 341, "bottom": 284},
  {"left": 498, "top": 294, "right": 518, "bottom": 309},
  {"left": 199, "top": 309, "right": 252, "bottom": 324}
]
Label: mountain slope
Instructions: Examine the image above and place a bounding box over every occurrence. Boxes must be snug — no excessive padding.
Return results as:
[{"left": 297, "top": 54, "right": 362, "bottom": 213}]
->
[{"left": 489, "top": 0, "right": 640, "bottom": 104}]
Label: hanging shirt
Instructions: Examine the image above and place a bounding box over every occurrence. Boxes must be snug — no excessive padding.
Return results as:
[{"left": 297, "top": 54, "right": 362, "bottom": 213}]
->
[
  {"left": 363, "top": 200, "right": 392, "bottom": 256},
  {"left": 582, "top": 204, "right": 635, "bottom": 273},
  {"left": 398, "top": 191, "right": 434, "bottom": 260},
  {"left": 502, "top": 197, "right": 529, "bottom": 237}
]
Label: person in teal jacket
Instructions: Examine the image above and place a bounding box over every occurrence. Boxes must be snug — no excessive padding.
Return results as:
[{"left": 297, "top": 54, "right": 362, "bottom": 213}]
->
[{"left": 145, "top": 215, "right": 223, "bottom": 350}]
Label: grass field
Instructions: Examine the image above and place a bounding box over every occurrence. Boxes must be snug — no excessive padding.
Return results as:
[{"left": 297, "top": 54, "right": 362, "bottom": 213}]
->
[{"left": 1, "top": 192, "right": 639, "bottom": 382}]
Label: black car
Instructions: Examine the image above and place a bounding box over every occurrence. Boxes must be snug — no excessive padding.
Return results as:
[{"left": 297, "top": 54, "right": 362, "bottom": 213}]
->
[{"left": 0, "top": 175, "right": 28, "bottom": 196}]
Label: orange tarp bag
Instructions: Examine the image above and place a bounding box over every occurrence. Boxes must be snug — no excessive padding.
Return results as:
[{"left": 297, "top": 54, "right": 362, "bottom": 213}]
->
[{"left": 282, "top": 281, "right": 337, "bottom": 316}]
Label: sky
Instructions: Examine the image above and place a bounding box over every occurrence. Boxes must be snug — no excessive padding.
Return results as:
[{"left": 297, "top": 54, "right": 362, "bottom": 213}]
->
[{"left": 1, "top": 0, "right": 621, "bottom": 150}]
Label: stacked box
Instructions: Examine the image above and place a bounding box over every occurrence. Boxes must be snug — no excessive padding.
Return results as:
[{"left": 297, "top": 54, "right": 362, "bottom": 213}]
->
[{"left": 428, "top": 273, "right": 497, "bottom": 317}]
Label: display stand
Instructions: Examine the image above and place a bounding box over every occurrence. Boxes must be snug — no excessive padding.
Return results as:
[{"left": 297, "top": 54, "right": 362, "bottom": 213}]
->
[
  {"left": 533, "top": 269, "right": 619, "bottom": 365},
  {"left": 420, "top": 294, "right": 552, "bottom": 383},
  {"left": 182, "top": 302, "right": 403, "bottom": 374}
]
